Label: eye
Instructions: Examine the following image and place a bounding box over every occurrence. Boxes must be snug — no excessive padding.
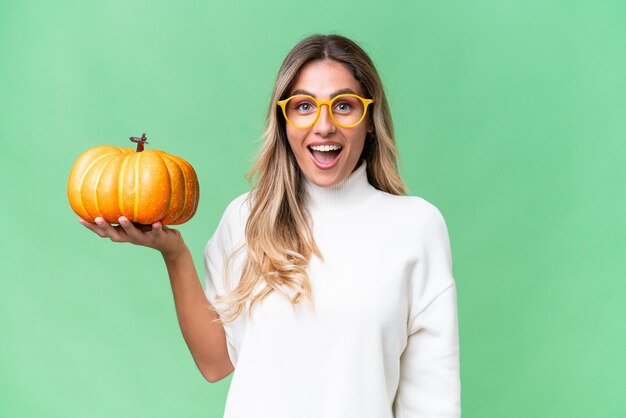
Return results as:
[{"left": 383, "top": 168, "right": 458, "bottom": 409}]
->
[
  {"left": 290, "top": 98, "right": 317, "bottom": 114},
  {"left": 333, "top": 101, "right": 353, "bottom": 113},
  {"left": 297, "top": 102, "right": 313, "bottom": 112}
]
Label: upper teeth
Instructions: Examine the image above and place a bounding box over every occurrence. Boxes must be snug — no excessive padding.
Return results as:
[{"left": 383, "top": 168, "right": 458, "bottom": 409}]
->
[{"left": 310, "top": 144, "right": 342, "bottom": 152}]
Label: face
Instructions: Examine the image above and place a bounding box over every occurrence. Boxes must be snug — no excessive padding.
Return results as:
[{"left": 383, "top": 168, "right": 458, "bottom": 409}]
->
[{"left": 284, "top": 59, "right": 372, "bottom": 187}]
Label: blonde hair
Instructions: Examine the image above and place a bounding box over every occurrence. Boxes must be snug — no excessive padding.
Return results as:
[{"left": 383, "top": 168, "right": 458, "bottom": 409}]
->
[{"left": 213, "top": 34, "right": 407, "bottom": 324}]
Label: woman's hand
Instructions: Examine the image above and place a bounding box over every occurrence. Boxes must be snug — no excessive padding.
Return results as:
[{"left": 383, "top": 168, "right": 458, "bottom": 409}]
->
[{"left": 78, "top": 216, "right": 187, "bottom": 260}]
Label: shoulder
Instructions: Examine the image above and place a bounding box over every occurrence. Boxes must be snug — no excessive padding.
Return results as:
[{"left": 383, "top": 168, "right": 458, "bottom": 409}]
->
[
  {"left": 220, "top": 191, "right": 252, "bottom": 226},
  {"left": 374, "top": 190, "right": 448, "bottom": 231},
  {"left": 204, "top": 192, "right": 250, "bottom": 255}
]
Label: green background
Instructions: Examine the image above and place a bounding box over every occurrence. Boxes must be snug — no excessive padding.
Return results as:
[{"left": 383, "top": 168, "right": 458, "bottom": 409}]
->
[{"left": 1, "top": 1, "right": 624, "bottom": 417}]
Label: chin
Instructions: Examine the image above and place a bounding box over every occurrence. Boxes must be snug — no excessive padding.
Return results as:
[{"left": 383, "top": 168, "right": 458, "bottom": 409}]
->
[{"left": 303, "top": 168, "right": 345, "bottom": 188}]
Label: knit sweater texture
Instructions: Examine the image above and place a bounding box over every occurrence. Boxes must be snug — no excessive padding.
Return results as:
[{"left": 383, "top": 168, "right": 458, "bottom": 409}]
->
[{"left": 203, "top": 160, "right": 461, "bottom": 418}]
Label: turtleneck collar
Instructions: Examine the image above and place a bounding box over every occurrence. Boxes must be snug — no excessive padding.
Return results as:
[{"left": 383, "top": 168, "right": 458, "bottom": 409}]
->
[{"left": 303, "top": 159, "right": 379, "bottom": 217}]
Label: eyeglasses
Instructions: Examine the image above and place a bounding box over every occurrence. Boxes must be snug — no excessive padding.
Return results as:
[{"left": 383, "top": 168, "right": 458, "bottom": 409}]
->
[{"left": 277, "top": 94, "right": 374, "bottom": 129}]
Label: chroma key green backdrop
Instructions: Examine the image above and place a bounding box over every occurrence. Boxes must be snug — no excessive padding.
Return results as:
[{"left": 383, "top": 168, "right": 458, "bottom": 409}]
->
[{"left": 1, "top": 1, "right": 625, "bottom": 417}]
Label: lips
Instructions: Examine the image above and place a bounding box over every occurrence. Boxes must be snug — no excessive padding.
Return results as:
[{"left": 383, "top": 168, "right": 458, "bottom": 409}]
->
[{"left": 307, "top": 144, "right": 343, "bottom": 169}]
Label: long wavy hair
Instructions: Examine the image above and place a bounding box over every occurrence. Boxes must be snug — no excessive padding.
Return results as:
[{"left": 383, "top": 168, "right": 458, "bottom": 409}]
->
[{"left": 213, "top": 34, "right": 407, "bottom": 324}]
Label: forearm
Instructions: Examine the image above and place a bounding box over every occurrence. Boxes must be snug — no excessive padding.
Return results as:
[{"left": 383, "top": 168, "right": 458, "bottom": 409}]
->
[
  {"left": 394, "top": 284, "right": 461, "bottom": 417},
  {"left": 163, "top": 245, "right": 233, "bottom": 382}
]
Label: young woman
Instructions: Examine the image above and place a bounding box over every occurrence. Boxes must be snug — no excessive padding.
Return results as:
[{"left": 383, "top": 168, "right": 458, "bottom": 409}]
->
[{"left": 80, "top": 34, "right": 461, "bottom": 418}]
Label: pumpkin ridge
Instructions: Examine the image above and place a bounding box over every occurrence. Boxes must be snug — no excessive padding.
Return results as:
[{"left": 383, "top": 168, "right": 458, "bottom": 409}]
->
[
  {"left": 133, "top": 152, "right": 141, "bottom": 222},
  {"left": 118, "top": 155, "right": 130, "bottom": 219},
  {"left": 77, "top": 151, "right": 118, "bottom": 220},
  {"left": 159, "top": 153, "right": 176, "bottom": 221},
  {"left": 163, "top": 153, "right": 187, "bottom": 224},
  {"left": 168, "top": 154, "right": 199, "bottom": 225},
  {"left": 93, "top": 155, "right": 116, "bottom": 219}
]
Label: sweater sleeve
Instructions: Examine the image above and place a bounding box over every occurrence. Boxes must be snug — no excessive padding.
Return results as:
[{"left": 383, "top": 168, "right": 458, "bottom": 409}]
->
[
  {"left": 393, "top": 208, "right": 461, "bottom": 418},
  {"left": 202, "top": 194, "right": 248, "bottom": 368}
]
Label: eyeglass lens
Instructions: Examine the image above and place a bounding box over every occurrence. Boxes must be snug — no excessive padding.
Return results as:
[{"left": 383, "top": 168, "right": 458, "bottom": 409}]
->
[{"left": 285, "top": 95, "right": 366, "bottom": 127}]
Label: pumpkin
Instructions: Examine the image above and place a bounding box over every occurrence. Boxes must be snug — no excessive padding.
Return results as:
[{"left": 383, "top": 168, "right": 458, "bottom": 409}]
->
[{"left": 67, "top": 133, "right": 199, "bottom": 225}]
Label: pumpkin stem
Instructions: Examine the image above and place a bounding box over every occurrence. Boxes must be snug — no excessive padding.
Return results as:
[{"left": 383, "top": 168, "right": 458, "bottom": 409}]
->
[{"left": 130, "top": 133, "right": 148, "bottom": 152}]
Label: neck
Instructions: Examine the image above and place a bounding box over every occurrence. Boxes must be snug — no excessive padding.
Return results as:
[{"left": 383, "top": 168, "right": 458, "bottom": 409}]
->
[{"left": 303, "top": 160, "right": 377, "bottom": 217}]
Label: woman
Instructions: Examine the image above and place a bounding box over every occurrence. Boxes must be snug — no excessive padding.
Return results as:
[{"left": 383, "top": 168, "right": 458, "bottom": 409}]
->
[{"left": 80, "top": 34, "right": 460, "bottom": 418}]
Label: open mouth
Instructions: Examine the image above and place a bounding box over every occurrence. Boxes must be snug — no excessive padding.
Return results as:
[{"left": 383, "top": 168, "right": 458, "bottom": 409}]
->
[{"left": 308, "top": 144, "right": 343, "bottom": 167}]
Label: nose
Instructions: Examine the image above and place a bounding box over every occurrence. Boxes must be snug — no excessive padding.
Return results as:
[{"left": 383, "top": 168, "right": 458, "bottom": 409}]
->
[{"left": 313, "top": 104, "right": 336, "bottom": 136}]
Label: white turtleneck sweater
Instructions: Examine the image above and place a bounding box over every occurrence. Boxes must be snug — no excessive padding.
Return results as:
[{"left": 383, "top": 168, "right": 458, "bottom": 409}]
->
[{"left": 203, "top": 160, "right": 461, "bottom": 418}]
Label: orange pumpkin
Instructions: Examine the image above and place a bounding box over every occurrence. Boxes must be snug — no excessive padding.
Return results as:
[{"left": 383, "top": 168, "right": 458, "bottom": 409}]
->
[{"left": 67, "top": 133, "right": 199, "bottom": 225}]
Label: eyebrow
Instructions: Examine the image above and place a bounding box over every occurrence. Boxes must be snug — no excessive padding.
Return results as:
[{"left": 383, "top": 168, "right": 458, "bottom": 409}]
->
[{"left": 290, "top": 88, "right": 358, "bottom": 98}]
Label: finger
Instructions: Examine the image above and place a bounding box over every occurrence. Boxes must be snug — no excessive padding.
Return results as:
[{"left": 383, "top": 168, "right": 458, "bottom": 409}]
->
[
  {"left": 152, "top": 221, "right": 163, "bottom": 234},
  {"left": 79, "top": 217, "right": 108, "bottom": 237},
  {"left": 118, "top": 216, "right": 145, "bottom": 242},
  {"left": 94, "top": 217, "right": 127, "bottom": 242}
]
